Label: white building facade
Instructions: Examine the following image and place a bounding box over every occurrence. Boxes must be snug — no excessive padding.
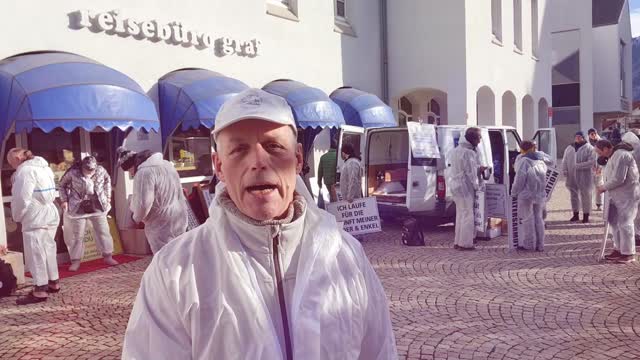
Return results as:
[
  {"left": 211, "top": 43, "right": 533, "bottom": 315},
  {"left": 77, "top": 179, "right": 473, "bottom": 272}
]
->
[
  {"left": 549, "top": 0, "right": 632, "bottom": 152},
  {"left": 0, "top": 1, "right": 629, "bottom": 252},
  {"left": 388, "top": 0, "right": 553, "bottom": 139}
]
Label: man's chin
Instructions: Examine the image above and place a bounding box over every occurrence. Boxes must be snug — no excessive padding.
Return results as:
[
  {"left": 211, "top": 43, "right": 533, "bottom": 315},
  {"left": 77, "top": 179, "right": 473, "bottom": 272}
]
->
[{"left": 242, "top": 204, "right": 287, "bottom": 222}]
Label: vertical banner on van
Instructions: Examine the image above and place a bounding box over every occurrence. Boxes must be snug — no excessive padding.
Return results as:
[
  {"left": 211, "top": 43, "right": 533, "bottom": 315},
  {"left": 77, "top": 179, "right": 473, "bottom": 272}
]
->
[
  {"left": 545, "top": 167, "right": 560, "bottom": 201},
  {"left": 508, "top": 196, "right": 519, "bottom": 249},
  {"left": 407, "top": 122, "right": 440, "bottom": 158},
  {"left": 474, "top": 190, "right": 487, "bottom": 233}
]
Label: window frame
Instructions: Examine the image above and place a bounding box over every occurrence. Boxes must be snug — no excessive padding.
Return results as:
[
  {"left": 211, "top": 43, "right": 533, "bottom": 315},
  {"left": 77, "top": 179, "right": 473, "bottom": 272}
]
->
[
  {"left": 491, "top": 0, "right": 503, "bottom": 43},
  {"left": 531, "top": 0, "right": 539, "bottom": 57},
  {"left": 620, "top": 40, "right": 627, "bottom": 99},
  {"left": 266, "top": 0, "right": 299, "bottom": 22},
  {"left": 513, "top": 0, "right": 523, "bottom": 52}
]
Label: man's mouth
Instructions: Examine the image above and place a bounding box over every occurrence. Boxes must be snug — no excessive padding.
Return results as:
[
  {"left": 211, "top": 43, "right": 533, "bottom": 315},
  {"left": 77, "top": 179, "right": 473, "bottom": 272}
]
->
[{"left": 246, "top": 184, "right": 278, "bottom": 195}]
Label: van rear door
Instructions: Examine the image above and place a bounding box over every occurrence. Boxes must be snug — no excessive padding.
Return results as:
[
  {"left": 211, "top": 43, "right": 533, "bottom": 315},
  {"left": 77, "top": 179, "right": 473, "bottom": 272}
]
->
[
  {"left": 533, "top": 128, "right": 557, "bottom": 165},
  {"left": 365, "top": 128, "right": 410, "bottom": 208}
]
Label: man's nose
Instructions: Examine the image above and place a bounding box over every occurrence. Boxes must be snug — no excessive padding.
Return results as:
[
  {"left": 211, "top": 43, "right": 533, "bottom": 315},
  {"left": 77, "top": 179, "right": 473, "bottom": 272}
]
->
[{"left": 250, "top": 145, "right": 269, "bottom": 170}]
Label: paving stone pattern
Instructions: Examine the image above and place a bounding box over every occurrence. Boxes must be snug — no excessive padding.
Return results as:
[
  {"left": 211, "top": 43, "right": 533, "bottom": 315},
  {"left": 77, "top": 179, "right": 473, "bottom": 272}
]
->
[{"left": 1, "top": 180, "right": 639, "bottom": 359}]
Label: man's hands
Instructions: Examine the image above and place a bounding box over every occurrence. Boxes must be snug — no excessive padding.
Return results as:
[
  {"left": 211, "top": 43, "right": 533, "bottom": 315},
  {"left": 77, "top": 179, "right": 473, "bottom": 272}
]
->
[
  {"left": 596, "top": 185, "right": 606, "bottom": 195},
  {"left": 61, "top": 202, "right": 68, "bottom": 212}
]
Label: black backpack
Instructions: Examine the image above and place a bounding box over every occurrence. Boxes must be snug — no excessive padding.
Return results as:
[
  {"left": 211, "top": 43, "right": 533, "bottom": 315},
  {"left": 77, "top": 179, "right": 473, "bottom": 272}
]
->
[
  {"left": 0, "top": 259, "right": 17, "bottom": 297},
  {"left": 401, "top": 217, "right": 425, "bottom": 246}
]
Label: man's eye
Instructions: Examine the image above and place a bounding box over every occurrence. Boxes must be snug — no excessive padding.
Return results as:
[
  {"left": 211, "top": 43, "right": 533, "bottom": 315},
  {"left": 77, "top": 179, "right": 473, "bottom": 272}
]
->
[{"left": 266, "top": 143, "right": 284, "bottom": 151}]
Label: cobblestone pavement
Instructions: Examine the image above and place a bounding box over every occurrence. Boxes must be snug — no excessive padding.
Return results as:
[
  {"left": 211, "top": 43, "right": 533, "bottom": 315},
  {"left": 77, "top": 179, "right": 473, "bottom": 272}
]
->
[{"left": 1, "top": 180, "right": 639, "bottom": 359}]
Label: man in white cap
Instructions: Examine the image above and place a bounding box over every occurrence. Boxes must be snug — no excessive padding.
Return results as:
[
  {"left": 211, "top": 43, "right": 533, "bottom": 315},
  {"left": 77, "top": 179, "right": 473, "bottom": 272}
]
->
[{"left": 122, "top": 88, "right": 397, "bottom": 359}]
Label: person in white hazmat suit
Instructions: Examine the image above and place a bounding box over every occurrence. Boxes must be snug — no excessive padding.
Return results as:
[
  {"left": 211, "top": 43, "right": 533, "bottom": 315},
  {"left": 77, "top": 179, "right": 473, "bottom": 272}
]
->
[
  {"left": 595, "top": 139, "right": 639, "bottom": 264},
  {"left": 59, "top": 156, "right": 118, "bottom": 271},
  {"left": 7, "top": 148, "right": 61, "bottom": 305},
  {"left": 511, "top": 141, "right": 548, "bottom": 251},
  {"left": 562, "top": 131, "right": 596, "bottom": 223},
  {"left": 621, "top": 131, "right": 640, "bottom": 245},
  {"left": 116, "top": 148, "right": 188, "bottom": 254},
  {"left": 446, "top": 127, "right": 487, "bottom": 251},
  {"left": 122, "top": 88, "right": 397, "bottom": 360}
]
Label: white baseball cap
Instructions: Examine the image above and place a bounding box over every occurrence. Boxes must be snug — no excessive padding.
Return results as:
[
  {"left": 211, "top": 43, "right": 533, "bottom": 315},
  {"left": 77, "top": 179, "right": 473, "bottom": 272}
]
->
[{"left": 212, "top": 88, "right": 297, "bottom": 140}]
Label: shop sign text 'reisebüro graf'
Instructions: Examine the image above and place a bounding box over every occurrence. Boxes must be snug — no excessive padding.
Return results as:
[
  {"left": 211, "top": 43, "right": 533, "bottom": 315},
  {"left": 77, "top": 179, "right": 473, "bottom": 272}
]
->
[{"left": 70, "top": 10, "right": 261, "bottom": 58}]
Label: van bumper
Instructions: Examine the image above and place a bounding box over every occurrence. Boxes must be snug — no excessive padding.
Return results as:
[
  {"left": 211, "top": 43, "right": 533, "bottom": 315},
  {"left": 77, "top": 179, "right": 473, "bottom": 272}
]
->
[{"left": 377, "top": 200, "right": 455, "bottom": 219}]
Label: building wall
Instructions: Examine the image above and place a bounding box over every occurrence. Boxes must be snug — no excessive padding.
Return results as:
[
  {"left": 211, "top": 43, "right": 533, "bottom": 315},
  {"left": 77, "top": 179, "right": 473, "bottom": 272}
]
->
[
  {"left": 619, "top": 1, "right": 633, "bottom": 113},
  {"left": 593, "top": 25, "right": 624, "bottom": 113},
  {"left": 0, "top": 0, "right": 381, "bottom": 97},
  {"left": 386, "top": 0, "right": 468, "bottom": 124},
  {"left": 0, "top": 0, "right": 382, "bottom": 245},
  {"left": 549, "top": 0, "right": 594, "bottom": 134},
  {"left": 464, "top": 0, "right": 552, "bottom": 137}
]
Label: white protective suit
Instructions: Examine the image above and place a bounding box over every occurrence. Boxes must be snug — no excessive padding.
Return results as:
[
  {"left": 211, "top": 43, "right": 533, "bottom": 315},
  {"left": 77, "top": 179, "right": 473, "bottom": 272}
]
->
[
  {"left": 340, "top": 157, "right": 363, "bottom": 202},
  {"left": 123, "top": 178, "right": 397, "bottom": 360},
  {"left": 130, "top": 153, "right": 188, "bottom": 254},
  {"left": 621, "top": 132, "right": 640, "bottom": 237},
  {"left": 11, "top": 157, "right": 60, "bottom": 287},
  {"left": 446, "top": 134, "right": 483, "bottom": 248},
  {"left": 562, "top": 142, "right": 596, "bottom": 214},
  {"left": 602, "top": 143, "right": 640, "bottom": 256},
  {"left": 511, "top": 154, "right": 547, "bottom": 251}
]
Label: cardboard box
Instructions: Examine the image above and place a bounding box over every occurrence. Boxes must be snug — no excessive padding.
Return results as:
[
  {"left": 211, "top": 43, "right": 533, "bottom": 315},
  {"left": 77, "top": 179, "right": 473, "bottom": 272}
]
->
[
  {"left": 120, "top": 229, "right": 152, "bottom": 255},
  {"left": 384, "top": 169, "right": 407, "bottom": 182},
  {"left": 1, "top": 251, "right": 25, "bottom": 285}
]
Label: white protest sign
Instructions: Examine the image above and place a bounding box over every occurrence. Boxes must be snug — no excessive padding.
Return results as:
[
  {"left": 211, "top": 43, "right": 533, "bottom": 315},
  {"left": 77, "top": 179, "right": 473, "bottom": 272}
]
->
[
  {"left": 407, "top": 122, "right": 440, "bottom": 159},
  {"left": 474, "top": 190, "right": 487, "bottom": 233},
  {"left": 485, "top": 184, "right": 508, "bottom": 218},
  {"left": 326, "top": 197, "right": 382, "bottom": 235},
  {"left": 545, "top": 167, "right": 560, "bottom": 201},
  {"left": 508, "top": 195, "right": 519, "bottom": 249}
]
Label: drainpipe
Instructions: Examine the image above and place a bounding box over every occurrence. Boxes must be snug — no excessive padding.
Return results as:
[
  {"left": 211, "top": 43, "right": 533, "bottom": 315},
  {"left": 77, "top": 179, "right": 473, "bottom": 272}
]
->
[{"left": 380, "top": 0, "right": 389, "bottom": 104}]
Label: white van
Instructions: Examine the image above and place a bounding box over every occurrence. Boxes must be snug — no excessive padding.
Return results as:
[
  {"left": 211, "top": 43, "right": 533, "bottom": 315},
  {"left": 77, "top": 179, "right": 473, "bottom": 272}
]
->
[{"left": 338, "top": 125, "right": 556, "bottom": 223}]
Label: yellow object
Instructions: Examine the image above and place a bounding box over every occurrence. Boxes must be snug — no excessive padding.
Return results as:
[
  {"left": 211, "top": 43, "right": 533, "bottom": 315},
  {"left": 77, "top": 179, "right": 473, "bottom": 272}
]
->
[{"left": 81, "top": 215, "right": 124, "bottom": 262}]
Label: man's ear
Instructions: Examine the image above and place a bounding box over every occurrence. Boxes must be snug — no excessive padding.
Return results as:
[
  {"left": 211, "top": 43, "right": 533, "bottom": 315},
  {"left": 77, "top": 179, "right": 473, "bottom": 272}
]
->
[
  {"left": 295, "top": 143, "right": 303, "bottom": 174},
  {"left": 213, "top": 153, "right": 226, "bottom": 182}
]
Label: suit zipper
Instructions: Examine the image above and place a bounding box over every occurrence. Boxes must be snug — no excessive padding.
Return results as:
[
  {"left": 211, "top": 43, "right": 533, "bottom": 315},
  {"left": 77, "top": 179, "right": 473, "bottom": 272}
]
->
[{"left": 273, "top": 233, "right": 293, "bottom": 360}]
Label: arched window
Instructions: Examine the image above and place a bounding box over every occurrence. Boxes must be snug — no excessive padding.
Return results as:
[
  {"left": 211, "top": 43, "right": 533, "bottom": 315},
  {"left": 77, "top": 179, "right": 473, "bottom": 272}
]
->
[
  {"left": 427, "top": 99, "right": 441, "bottom": 125},
  {"left": 399, "top": 96, "right": 413, "bottom": 126}
]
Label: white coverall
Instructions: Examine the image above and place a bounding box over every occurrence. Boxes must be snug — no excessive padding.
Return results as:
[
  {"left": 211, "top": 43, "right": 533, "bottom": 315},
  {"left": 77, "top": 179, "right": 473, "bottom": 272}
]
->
[
  {"left": 11, "top": 157, "right": 60, "bottom": 287},
  {"left": 340, "top": 157, "right": 363, "bottom": 202},
  {"left": 446, "top": 134, "right": 483, "bottom": 248},
  {"left": 122, "top": 178, "right": 397, "bottom": 360},
  {"left": 602, "top": 144, "right": 640, "bottom": 256},
  {"left": 621, "top": 132, "right": 640, "bottom": 238},
  {"left": 562, "top": 142, "right": 596, "bottom": 214},
  {"left": 511, "top": 155, "right": 547, "bottom": 251},
  {"left": 130, "top": 153, "right": 188, "bottom": 254}
]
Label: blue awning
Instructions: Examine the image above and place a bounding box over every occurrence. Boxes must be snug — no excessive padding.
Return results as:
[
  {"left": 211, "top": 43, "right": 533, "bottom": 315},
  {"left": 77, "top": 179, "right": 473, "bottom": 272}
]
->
[
  {"left": 262, "top": 80, "right": 345, "bottom": 129},
  {"left": 155, "top": 68, "right": 249, "bottom": 149},
  {"left": 0, "top": 51, "right": 159, "bottom": 143},
  {"left": 330, "top": 87, "right": 396, "bottom": 128}
]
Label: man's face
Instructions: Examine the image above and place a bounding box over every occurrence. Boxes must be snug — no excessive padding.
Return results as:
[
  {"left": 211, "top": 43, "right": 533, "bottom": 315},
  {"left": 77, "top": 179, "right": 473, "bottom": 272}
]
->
[
  {"left": 595, "top": 146, "right": 612, "bottom": 158},
  {"left": 575, "top": 135, "right": 585, "bottom": 144},
  {"left": 82, "top": 168, "right": 96, "bottom": 178},
  {"left": 589, "top": 132, "right": 597, "bottom": 140},
  {"left": 214, "top": 119, "right": 303, "bottom": 221}
]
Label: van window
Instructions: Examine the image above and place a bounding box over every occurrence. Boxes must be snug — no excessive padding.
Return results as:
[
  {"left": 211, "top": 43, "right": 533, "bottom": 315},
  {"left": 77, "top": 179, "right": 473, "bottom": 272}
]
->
[
  {"left": 489, "top": 131, "right": 505, "bottom": 184},
  {"left": 506, "top": 131, "right": 520, "bottom": 152}
]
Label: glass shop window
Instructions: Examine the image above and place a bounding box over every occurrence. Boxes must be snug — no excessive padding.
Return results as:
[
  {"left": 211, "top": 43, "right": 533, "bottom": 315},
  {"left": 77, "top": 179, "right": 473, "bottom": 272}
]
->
[
  {"left": 167, "top": 127, "right": 213, "bottom": 178},
  {"left": 1, "top": 134, "right": 17, "bottom": 197},
  {"left": 28, "top": 129, "right": 82, "bottom": 188}
]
